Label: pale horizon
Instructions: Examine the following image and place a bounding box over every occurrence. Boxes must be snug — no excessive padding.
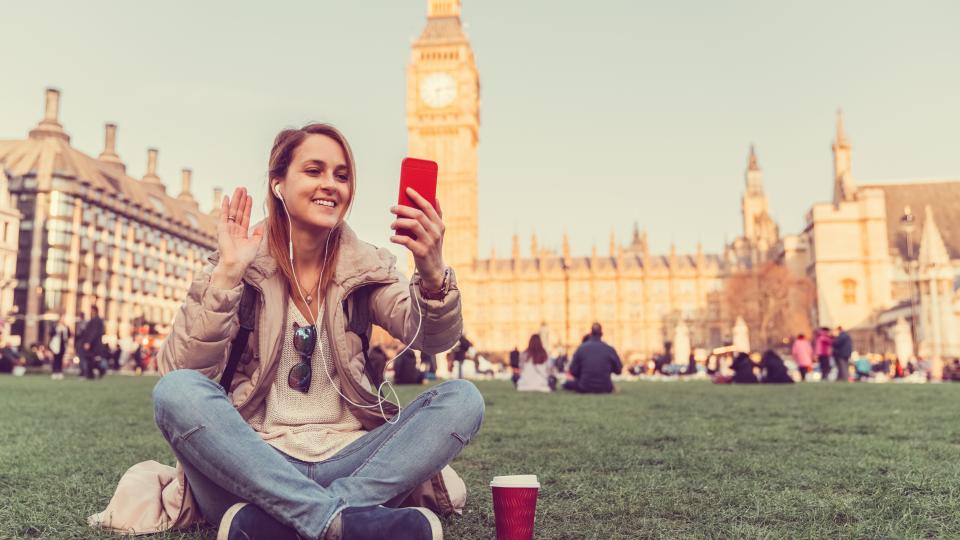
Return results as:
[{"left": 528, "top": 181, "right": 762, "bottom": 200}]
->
[{"left": 2, "top": 0, "right": 958, "bottom": 261}]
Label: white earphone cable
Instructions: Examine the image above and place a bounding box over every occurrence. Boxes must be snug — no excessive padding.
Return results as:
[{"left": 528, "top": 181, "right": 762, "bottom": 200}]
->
[{"left": 278, "top": 188, "right": 424, "bottom": 425}]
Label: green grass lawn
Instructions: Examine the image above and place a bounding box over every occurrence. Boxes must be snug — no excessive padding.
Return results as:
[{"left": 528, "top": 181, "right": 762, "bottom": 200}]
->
[{"left": 3, "top": 375, "right": 960, "bottom": 539}]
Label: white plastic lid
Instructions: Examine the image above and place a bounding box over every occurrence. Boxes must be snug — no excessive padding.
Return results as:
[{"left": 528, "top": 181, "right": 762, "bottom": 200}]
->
[{"left": 490, "top": 474, "right": 540, "bottom": 488}]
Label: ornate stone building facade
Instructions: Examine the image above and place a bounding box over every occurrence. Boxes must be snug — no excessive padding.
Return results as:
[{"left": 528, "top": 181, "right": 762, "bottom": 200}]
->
[
  {"left": 0, "top": 89, "right": 219, "bottom": 346},
  {"left": 795, "top": 112, "right": 960, "bottom": 359},
  {"left": 407, "top": 1, "right": 960, "bottom": 363},
  {"left": 407, "top": 1, "right": 744, "bottom": 359},
  {"left": 729, "top": 145, "right": 780, "bottom": 267},
  {"left": 0, "top": 165, "right": 22, "bottom": 338}
]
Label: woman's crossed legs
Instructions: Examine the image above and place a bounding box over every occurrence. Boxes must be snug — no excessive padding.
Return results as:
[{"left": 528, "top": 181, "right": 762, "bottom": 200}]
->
[{"left": 153, "top": 369, "right": 484, "bottom": 539}]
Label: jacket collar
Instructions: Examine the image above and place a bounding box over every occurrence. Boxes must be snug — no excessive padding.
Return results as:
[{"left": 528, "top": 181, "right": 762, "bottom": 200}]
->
[
  {"left": 331, "top": 224, "right": 398, "bottom": 291},
  {"left": 207, "top": 221, "right": 397, "bottom": 290}
]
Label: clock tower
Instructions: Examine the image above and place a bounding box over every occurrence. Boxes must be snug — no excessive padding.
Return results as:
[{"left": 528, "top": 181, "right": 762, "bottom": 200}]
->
[{"left": 407, "top": 0, "right": 480, "bottom": 273}]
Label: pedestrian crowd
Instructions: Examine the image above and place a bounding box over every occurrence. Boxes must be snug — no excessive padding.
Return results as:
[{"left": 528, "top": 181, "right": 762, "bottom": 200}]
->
[{"left": 0, "top": 306, "right": 158, "bottom": 379}]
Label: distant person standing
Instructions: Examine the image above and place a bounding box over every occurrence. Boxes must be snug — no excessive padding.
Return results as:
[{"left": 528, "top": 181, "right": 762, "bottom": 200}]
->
[
  {"left": 420, "top": 352, "right": 436, "bottom": 381},
  {"left": 563, "top": 323, "right": 623, "bottom": 394},
  {"left": 791, "top": 333, "right": 813, "bottom": 381},
  {"left": 77, "top": 306, "right": 105, "bottom": 379},
  {"left": 48, "top": 316, "right": 71, "bottom": 380},
  {"left": 814, "top": 327, "right": 833, "bottom": 381},
  {"left": 75, "top": 317, "right": 88, "bottom": 378},
  {"left": 832, "top": 327, "right": 853, "bottom": 382},
  {"left": 509, "top": 347, "right": 521, "bottom": 387},
  {"left": 685, "top": 352, "right": 697, "bottom": 375},
  {"left": 451, "top": 334, "right": 472, "bottom": 379},
  {"left": 894, "top": 358, "right": 905, "bottom": 379}
]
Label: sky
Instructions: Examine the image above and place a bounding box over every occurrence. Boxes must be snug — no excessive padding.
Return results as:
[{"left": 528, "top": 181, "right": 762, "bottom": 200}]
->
[{"left": 2, "top": 0, "right": 959, "bottom": 261}]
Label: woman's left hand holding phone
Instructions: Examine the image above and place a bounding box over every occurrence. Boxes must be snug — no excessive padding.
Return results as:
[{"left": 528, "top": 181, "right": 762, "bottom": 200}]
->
[
  {"left": 389, "top": 187, "right": 446, "bottom": 290},
  {"left": 211, "top": 187, "right": 264, "bottom": 290}
]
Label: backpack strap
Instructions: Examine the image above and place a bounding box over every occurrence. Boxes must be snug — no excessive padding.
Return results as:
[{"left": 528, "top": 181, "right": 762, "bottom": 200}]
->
[
  {"left": 219, "top": 283, "right": 257, "bottom": 393},
  {"left": 345, "top": 285, "right": 385, "bottom": 391}
]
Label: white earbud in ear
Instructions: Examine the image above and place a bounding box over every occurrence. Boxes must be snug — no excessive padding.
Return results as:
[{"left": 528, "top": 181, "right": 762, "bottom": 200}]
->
[{"left": 274, "top": 184, "right": 283, "bottom": 200}]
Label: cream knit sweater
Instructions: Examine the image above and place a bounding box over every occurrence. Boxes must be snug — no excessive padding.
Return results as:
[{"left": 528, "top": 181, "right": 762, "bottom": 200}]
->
[{"left": 248, "top": 301, "right": 366, "bottom": 462}]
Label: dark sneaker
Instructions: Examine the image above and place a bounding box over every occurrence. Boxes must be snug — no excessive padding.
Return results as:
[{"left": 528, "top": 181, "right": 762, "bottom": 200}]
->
[
  {"left": 340, "top": 505, "right": 442, "bottom": 540},
  {"left": 217, "top": 502, "right": 300, "bottom": 540}
]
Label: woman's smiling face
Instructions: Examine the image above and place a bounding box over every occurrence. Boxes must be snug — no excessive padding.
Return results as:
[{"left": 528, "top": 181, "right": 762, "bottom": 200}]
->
[{"left": 275, "top": 133, "right": 353, "bottom": 231}]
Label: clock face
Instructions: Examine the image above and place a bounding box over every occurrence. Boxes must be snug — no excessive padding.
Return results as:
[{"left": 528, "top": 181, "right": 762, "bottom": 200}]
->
[{"left": 420, "top": 72, "right": 457, "bottom": 108}]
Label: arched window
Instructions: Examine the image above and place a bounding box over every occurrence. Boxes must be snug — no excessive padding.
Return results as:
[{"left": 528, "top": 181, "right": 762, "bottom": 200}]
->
[{"left": 842, "top": 279, "right": 857, "bottom": 304}]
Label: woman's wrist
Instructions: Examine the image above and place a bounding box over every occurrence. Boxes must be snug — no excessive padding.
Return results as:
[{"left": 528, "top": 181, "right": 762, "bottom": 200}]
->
[
  {"left": 211, "top": 262, "right": 244, "bottom": 290},
  {"left": 419, "top": 267, "right": 450, "bottom": 299},
  {"left": 419, "top": 264, "right": 446, "bottom": 291}
]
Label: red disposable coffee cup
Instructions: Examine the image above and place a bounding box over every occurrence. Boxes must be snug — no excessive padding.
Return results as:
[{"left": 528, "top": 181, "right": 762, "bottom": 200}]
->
[{"left": 491, "top": 474, "right": 540, "bottom": 540}]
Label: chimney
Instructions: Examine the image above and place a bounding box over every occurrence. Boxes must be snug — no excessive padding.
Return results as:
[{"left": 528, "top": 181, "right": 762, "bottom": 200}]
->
[
  {"left": 180, "top": 168, "right": 192, "bottom": 195},
  {"left": 142, "top": 148, "right": 164, "bottom": 190},
  {"left": 29, "top": 87, "right": 70, "bottom": 142},
  {"left": 147, "top": 149, "right": 158, "bottom": 175},
  {"left": 43, "top": 89, "right": 60, "bottom": 123},
  {"left": 98, "top": 123, "right": 125, "bottom": 172},
  {"left": 211, "top": 187, "right": 223, "bottom": 216},
  {"left": 177, "top": 168, "right": 198, "bottom": 207}
]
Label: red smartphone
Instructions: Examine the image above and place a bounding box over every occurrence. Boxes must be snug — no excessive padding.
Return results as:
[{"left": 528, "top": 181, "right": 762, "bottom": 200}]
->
[{"left": 397, "top": 157, "right": 438, "bottom": 238}]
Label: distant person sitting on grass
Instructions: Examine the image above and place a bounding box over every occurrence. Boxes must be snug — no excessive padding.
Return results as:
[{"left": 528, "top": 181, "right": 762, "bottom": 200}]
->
[
  {"left": 730, "top": 352, "right": 758, "bottom": 384},
  {"left": 0, "top": 344, "right": 13, "bottom": 374},
  {"left": 392, "top": 347, "right": 424, "bottom": 385},
  {"left": 516, "top": 333, "right": 555, "bottom": 393},
  {"left": 23, "top": 343, "right": 42, "bottom": 367},
  {"left": 854, "top": 354, "right": 872, "bottom": 381},
  {"left": 760, "top": 350, "right": 793, "bottom": 384},
  {"left": 563, "top": 323, "right": 623, "bottom": 394}
]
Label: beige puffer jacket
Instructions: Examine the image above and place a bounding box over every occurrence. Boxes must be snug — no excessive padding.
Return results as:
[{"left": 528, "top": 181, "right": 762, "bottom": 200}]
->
[{"left": 89, "top": 223, "right": 465, "bottom": 534}]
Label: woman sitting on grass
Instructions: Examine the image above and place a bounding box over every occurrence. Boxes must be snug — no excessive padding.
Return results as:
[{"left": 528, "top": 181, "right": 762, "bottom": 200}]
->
[
  {"left": 760, "top": 350, "right": 794, "bottom": 384},
  {"left": 731, "top": 352, "right": 759, "bottom": 384},
  {"left": 94, "top": 124, "right": 484, "bottom": 540},
  {"left": 516, "top": 334, "right": 555, "bottom": 392}
]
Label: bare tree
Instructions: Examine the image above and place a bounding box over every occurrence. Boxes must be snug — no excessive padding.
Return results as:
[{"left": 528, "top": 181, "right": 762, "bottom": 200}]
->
[{"left": 723, "top": 262, "right": 815, "bottom": 350}]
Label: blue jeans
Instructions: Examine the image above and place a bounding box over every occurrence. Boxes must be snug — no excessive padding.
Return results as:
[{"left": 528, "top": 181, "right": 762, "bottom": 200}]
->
[
  {"left": 153, "top": 369, "right": 484, "bottom": 539},
  {"left": 834, "top": 358, "right": 849, "bottom": 382}
]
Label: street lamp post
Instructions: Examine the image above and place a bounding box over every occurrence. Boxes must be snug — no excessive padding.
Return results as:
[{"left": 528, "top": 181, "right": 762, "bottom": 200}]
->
[{"left": 900, "top": 206, "right": 917, "bottom": 357}]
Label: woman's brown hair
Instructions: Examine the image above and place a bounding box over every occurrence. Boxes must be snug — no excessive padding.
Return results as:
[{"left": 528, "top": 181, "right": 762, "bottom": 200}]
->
[
  {"left": 266, "top": 123, "right": 357, "bottom": 303},
  {"left": 525, "top": 334, "right": 548, "bottom": 365}
]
